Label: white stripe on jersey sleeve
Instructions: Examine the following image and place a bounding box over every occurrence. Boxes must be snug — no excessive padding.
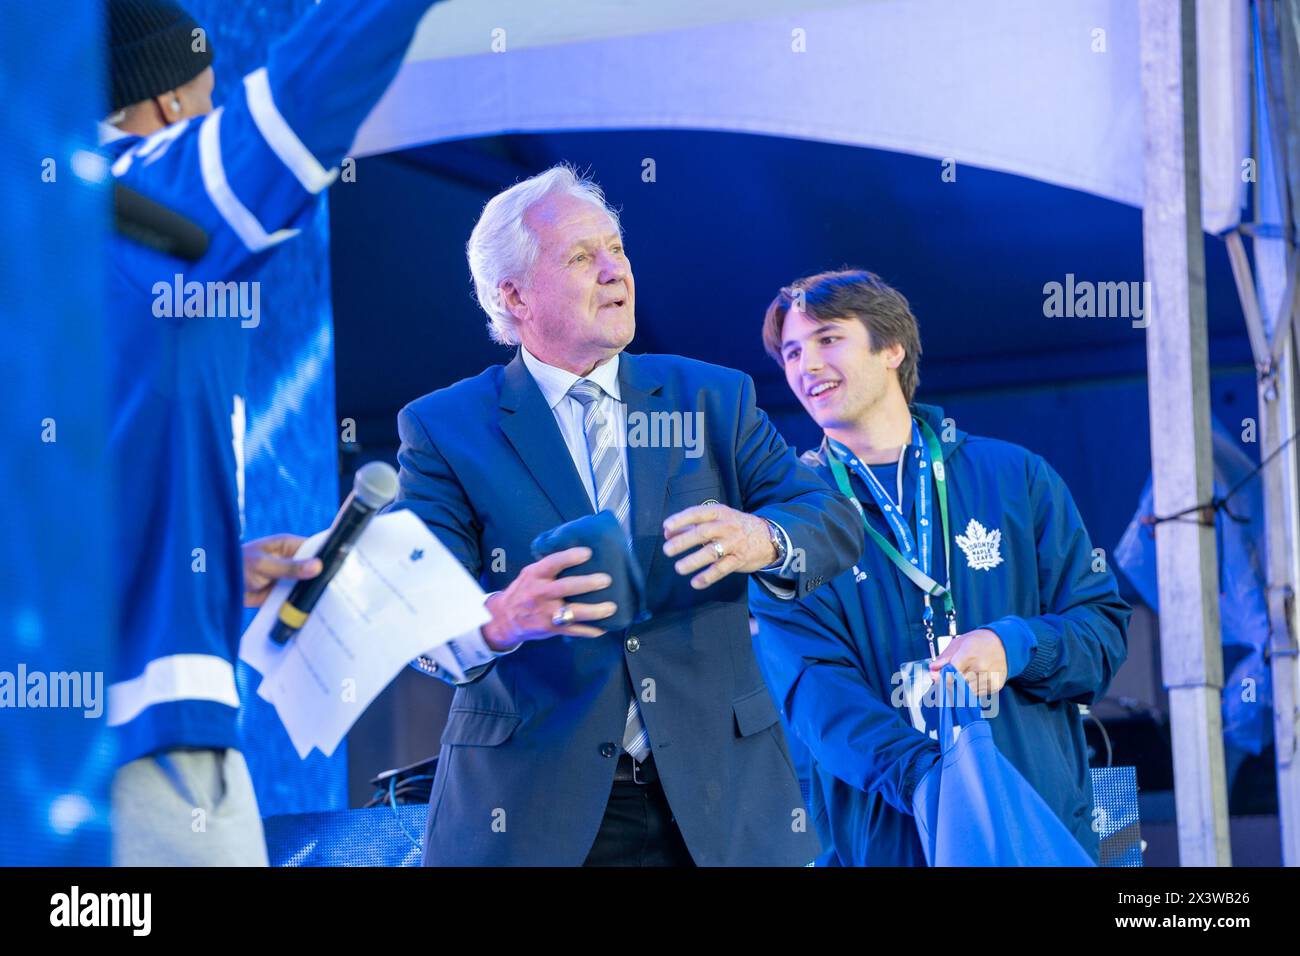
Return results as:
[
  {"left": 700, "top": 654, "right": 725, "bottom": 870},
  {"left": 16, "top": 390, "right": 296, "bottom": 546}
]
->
[
  {"left": 243, "top": 67, "right": 339, "bottom": 194},
  {"left": 198, "top": 107, "right": 300, "bottom": 252},
  {"left": 110, "top": 117, "right": 193, "bottom": 178},
  {"left": 107, "top": 653, "right": 241, "bottom": 727}
]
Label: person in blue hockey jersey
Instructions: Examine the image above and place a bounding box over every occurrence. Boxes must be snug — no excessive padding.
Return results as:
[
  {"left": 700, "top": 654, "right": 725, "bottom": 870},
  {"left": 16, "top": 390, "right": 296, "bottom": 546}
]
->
[
  {"left": 101, "top": 0, "right": 443, "bottom": 865},
  {"left": 748, "top": 270, "right": 1130, "bottom": 865}
]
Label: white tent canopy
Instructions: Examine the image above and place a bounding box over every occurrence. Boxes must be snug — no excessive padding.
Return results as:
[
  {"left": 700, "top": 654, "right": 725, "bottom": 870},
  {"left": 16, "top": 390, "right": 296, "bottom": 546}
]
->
[{"left": 354, "top": 0, "right": 1249, "bottom": 233}]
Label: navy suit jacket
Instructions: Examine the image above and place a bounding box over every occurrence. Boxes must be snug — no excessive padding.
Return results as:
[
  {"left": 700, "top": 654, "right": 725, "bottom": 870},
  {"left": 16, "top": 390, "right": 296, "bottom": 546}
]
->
[{"left": 393, "top": 349, "right": 860, "bottom": 865}]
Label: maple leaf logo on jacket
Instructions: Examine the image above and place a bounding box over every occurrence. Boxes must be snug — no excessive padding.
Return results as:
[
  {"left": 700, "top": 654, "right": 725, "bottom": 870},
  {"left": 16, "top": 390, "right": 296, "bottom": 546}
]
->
[{"left": 955, "top": 519, "right": 1003, "bottom": 571}]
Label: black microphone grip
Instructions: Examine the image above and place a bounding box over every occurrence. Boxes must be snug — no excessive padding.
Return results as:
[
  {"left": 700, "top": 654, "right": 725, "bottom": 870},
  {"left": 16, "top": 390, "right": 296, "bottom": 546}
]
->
[
  {"left": 266, "top": 460, "right": 398, "bottom": 644},
  {"left": 114, "top": 182, "right": 210, "bottom": 262},
  {"left": 269, "top": 493, "right": 374, "bottom": 644}
]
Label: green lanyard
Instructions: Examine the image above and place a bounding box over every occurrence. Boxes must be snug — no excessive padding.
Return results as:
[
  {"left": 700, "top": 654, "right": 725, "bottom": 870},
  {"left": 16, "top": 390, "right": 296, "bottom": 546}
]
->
[{"left": 827, "top": 416, "right": 957, "bottom": 660}]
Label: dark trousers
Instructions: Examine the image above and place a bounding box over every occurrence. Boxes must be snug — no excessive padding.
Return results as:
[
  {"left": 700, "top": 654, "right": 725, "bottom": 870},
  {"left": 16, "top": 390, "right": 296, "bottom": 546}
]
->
[{"left": 583, "top": 757, "right": 695, "bottom": 867}]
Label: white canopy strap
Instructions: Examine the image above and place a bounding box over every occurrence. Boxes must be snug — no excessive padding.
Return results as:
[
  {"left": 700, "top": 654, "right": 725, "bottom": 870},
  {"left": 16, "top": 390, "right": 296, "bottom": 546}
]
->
[
  {"left": 1248, "top": 0, "right": 1300, "bottom": 868},
  {"left": 1219, "top": 0, "right": 1300, "bottom": 868}
]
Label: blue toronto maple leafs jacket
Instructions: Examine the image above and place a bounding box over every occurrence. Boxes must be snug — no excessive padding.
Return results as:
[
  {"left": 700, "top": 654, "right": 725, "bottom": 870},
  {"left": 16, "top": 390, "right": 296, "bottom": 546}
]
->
[
  {"left": 749, "top": 403, "right": 1130, "bottom": 865},
  {"left": 102, "top": 0, "right": 438, "bottom": 766}
]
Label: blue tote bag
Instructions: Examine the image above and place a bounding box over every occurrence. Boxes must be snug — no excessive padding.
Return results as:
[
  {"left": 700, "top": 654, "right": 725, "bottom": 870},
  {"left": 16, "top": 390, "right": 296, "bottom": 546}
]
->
[{"left": 911, "top": 666, "right": 1096, "bottom": 866}]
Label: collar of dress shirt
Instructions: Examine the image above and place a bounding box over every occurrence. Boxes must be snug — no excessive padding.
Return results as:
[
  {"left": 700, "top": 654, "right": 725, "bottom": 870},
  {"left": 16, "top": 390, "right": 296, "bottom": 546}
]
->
[{"left": 519, "top": 344, "right": 622, "bottom": 409}]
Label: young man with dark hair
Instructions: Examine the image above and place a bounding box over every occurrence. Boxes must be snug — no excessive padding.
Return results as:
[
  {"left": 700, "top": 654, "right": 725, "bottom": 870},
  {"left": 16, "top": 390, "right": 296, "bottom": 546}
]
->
[{"left": 749, "top": 269, "right": 1131, "bottom": 865}]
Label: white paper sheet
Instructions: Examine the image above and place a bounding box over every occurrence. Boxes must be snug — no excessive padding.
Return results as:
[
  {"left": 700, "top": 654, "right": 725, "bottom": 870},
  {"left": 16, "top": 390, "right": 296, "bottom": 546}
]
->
[{"left": 239, "top": 509, "right": 489, "bottom": 758}]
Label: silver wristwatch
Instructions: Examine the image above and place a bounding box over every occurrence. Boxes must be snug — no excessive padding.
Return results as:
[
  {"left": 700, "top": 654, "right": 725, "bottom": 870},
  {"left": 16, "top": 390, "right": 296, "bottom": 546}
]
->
[{"left": 765, "top": 518, "right": 788, "bottom": 568}]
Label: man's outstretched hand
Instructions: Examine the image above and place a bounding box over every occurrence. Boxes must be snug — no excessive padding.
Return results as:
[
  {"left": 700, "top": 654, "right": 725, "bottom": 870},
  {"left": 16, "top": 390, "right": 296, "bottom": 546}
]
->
[{"left": 242, "top": 533, "right": 323, "bottom": 608}]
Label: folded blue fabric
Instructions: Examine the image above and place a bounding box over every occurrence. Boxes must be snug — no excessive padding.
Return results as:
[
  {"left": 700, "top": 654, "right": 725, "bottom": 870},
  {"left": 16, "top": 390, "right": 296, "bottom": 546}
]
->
[
  {"left": 912, "top": 665, "right": 1096, "bottom": 866},
  {"left": 530, "top": 510, "right": 649, "bottom": 631}
]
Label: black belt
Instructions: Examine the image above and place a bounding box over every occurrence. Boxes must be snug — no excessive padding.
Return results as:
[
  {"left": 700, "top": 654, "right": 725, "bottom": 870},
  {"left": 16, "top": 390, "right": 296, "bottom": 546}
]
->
[{"left": 613, "top": 752, "right": 658, "bottom": 785}]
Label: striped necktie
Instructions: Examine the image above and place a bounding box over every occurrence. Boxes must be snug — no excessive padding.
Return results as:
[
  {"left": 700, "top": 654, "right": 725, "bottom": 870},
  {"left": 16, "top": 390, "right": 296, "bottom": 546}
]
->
[{"left": 567, "top": 378, "right": 649, "bottom": 763}]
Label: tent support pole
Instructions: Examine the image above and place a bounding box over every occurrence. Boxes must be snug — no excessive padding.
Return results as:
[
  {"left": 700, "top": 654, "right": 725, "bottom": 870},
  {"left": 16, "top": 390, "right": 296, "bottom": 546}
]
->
[{"left": 1139, "top": 0, "right": 1232, "bottom": 866}]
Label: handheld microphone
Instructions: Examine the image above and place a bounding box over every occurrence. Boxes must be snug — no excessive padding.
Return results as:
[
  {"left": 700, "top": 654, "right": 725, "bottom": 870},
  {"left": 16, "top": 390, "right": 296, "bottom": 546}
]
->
[
  {"left": 269, "top": 461, "right": 399, "bottom": 644},
  {"left": 113, "top": 182, "right": 210, "bottom": 262}
]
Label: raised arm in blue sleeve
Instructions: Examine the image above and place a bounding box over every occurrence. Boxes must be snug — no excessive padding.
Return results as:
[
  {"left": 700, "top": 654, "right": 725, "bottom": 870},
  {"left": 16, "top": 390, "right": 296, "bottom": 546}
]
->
[
  {"left": 732, "top": 373, "right": 862, "bottom": 600},
  {"left": 110, "top": 0, "right": 439, "bottom": 281},
  {"left": 261, "top": 0, "right": 436, "bottom": 169},
  {"left": 983, "top": 456, "right": 1131, "bottom": 704},
  {"left": 749, "top": 577, "right": 942, "bottom": 815}
]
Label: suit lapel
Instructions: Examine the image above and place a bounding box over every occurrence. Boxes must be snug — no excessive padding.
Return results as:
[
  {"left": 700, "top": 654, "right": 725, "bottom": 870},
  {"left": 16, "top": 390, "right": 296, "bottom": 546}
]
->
[
  {"left": 619, "top": 353, "right": 676, "bottom": 579},
  {"left": 498, "top": 350, "right": 594, "bottom": 525}
]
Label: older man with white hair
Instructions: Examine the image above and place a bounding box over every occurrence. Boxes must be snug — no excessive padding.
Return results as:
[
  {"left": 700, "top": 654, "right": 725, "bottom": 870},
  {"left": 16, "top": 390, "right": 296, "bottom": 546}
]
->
[{"left": 392, "top": 165, "right": 861, "bottom": 866}]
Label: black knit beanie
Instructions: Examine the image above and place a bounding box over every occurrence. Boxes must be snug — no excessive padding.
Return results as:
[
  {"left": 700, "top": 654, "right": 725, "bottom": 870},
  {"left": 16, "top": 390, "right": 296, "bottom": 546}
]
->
[{"left": 108, "top": 0, "right": 214, "bottom": 113}]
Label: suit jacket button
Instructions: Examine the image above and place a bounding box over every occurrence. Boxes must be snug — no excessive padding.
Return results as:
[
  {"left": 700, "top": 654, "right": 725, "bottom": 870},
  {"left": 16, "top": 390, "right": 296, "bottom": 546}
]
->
[
  {"left": 600, "top": 742, "right": 618, "bottom": 758},
  {"left": 625, "top": 636, "right": 640, "bottom": 653}
]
